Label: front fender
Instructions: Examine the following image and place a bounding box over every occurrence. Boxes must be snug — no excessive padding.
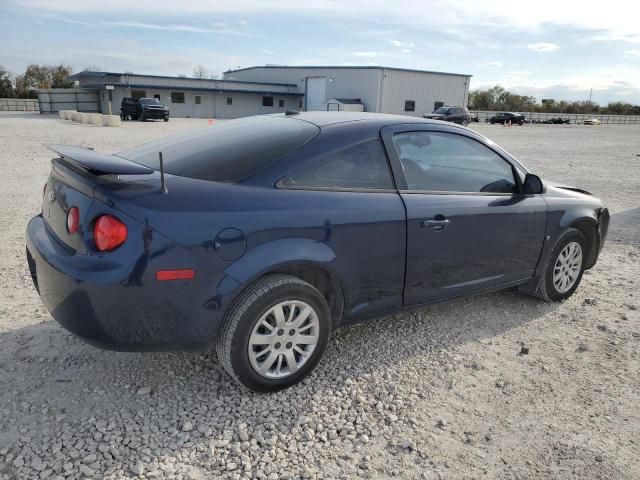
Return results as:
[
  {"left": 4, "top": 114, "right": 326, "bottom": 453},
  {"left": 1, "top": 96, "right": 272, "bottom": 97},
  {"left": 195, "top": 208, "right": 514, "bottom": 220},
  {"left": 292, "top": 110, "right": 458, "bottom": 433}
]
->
[
  {"left": 534, "top": 207, "right": 600, "bottom": 276},
  {"left": 224, "top": 238, "right": 337, "bottom": 285}
]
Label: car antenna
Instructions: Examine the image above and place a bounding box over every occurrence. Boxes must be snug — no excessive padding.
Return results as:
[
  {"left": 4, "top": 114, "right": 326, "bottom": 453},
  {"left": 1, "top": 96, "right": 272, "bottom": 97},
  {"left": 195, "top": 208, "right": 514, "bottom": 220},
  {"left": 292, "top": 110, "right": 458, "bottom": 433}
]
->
[{"left": 159, "top": 151, "right": 168, "bottom": 194}]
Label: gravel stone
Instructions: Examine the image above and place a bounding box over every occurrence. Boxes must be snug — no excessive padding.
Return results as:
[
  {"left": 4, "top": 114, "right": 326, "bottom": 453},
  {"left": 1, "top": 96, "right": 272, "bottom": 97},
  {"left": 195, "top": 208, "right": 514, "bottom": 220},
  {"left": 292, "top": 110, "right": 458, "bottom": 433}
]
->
[{"left": 0, "top": 116, "right": 638, "bottom": 479}]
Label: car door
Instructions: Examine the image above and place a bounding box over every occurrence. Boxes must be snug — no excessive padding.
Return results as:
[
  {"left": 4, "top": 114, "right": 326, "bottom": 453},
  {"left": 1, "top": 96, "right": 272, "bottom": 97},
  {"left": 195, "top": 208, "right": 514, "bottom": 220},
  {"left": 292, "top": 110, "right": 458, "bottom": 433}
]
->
[{"left": 381, "top": 124, "right": 547, "bottom": 306}]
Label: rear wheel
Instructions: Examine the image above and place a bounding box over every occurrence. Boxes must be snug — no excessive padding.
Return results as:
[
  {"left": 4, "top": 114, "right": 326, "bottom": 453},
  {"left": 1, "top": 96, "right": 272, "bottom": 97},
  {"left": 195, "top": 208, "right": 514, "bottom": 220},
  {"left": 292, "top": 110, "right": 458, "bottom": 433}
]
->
[
  {"left": 527, "top": 228, "right": 587, "bottom": 301},
  {"left": 216, "top": 274, "right": 331, "bottom": 392}
]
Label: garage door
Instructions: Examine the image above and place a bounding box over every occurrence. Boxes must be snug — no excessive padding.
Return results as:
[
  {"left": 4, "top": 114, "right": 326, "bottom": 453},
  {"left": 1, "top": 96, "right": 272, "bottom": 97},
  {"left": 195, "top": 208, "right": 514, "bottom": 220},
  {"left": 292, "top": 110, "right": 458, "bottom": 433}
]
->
[{"left": 305, "top": 77, "right": 327, "bottom": 111}]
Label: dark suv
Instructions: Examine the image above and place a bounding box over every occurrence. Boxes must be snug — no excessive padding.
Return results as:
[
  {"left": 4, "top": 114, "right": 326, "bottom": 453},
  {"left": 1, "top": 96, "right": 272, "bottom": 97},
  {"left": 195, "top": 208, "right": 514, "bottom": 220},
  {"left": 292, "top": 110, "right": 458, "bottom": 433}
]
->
[
  {"left": 489, "top": 112, "right": 525, "bottom": 125},
  {"left": 120, "top": 97, "right": 169, "bottom": 122},
  {"left": 423, "top": 106, "right": 471, "bottom": 126}
]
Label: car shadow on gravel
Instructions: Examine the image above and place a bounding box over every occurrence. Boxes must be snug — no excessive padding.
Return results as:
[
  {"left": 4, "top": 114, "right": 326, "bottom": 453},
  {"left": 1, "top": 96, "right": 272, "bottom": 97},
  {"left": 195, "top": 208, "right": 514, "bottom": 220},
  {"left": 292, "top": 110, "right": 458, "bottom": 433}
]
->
[
  {"left": 1, "top": 287, "right": 559, "bottom": 470},
  {"left": 607, "top": 207, "right": 640, "bottom": 246}
]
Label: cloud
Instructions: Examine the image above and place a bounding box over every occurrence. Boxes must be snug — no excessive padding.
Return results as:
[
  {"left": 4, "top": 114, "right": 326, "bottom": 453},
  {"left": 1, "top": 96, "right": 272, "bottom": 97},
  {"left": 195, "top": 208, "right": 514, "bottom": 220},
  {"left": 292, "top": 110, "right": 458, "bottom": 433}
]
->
[
  {"left": 478, "top": 60, "right": 503, "bottom": 68},
  {"left": 624, "top": 49, "right": 640, "bottom": 59},
  {"left": 527, "top": 42, "right": 559, "bottom": 52},
  {"left": 261, "top": 49, "right": 276, "bottom": 56},
  {"left": 350, "top": 51, "right": 381, "bottom": 58},
  {"left": 390, "top": 40, "right": 414, "bottom": 48},
  {"left": 99, "top": 20, "right": 251, "bottom": 36}
]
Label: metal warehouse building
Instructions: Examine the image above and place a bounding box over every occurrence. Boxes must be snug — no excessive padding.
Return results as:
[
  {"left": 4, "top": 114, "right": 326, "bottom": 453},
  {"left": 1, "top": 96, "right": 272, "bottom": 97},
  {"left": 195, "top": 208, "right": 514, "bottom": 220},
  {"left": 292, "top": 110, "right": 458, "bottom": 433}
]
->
[
  {"left": 56, "top": 66, "right": 470, "bottom": 119},
  {"left": 223, "top": 66, "right": 471, "bottom": 117}
]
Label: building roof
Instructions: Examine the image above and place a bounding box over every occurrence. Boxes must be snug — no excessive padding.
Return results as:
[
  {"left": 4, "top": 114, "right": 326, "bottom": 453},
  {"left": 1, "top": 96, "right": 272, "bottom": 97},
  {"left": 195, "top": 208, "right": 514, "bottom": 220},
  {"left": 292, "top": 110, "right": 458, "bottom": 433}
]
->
[
  {"left": 326, "top": 98, "right": 363, "bottom": 104},
  {"left": 70, "top": 71, "right": 299, "bottom": 87},
  {"left": 224, "top": 65, "right": 472, "bottom": 78},
  {"left": 81, "top": 83, "right": 304, "bottom": 97}
]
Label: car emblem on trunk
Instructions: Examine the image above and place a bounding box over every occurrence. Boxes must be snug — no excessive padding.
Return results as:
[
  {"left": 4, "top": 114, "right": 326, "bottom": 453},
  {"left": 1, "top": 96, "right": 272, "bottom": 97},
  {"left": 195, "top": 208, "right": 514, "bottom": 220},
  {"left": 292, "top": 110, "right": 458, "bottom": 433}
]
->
[{"left": 47, "top": 191, "right": 56, "bottom": 203}]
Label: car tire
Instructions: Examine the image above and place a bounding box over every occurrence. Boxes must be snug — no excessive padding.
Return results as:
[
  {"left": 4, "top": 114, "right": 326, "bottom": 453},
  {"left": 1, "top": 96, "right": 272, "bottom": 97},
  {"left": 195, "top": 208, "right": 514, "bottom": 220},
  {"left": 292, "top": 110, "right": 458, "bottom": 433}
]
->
[
  {"left": 140, "top": 113, "right": 146, "bottom": 122},
  {"left": 216, "top": 274, "right": 331, "bottom": 392},
  {"left": 164, "top": 118, "right": 169, "bottom": 122},
  {"left": 462, "top": 119, "right": 470, "bottom": 126},
  {"left": 527, "top": 228, "right": 587, "bottom": 302}
]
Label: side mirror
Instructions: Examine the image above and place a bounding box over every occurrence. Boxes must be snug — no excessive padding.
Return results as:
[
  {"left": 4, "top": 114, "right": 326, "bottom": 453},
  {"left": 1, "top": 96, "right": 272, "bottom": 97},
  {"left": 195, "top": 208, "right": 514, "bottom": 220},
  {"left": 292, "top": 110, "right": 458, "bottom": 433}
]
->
[{"left": 523, "top": 173, "right": 543, "bottom": 194}]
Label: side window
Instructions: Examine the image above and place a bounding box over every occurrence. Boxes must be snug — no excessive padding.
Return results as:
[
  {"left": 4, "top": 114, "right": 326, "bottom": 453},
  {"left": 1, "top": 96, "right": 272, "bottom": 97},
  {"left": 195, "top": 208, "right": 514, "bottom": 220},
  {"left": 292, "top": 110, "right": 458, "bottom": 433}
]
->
[
  {"left": 280, "top": 139, "right": 394, "bottom": 190},
  {"left": 393, "top": 132, "right": 516, "bottom": 193}
]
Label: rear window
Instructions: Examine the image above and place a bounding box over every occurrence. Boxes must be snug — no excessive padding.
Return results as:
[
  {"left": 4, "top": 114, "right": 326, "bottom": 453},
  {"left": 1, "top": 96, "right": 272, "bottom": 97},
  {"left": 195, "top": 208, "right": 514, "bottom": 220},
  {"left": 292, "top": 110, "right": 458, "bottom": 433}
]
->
[{"left": 116, "top": 116, "right": 319, "bottom": 182}]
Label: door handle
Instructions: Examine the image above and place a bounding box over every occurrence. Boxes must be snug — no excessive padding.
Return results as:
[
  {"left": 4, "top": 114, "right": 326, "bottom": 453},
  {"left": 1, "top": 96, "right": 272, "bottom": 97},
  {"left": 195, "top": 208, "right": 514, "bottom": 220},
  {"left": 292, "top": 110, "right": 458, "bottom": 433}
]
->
[{"left": 421, "top": 218, "right": 450, "bottom": 230}]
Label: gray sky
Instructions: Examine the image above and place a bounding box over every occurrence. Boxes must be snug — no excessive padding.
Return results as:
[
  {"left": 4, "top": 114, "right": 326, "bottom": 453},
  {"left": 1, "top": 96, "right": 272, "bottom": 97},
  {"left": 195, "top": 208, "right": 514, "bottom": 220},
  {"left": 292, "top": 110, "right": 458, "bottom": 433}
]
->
[{"left": 1, "top": 0, "right": 639, "bottom": 104}]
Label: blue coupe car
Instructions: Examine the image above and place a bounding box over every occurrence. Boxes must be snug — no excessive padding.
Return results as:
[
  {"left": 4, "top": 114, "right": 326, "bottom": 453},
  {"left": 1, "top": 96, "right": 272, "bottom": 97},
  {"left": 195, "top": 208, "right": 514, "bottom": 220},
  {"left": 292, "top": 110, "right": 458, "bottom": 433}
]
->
[{"left": 26, "top": 112, "right": 609, "bottom": 391}]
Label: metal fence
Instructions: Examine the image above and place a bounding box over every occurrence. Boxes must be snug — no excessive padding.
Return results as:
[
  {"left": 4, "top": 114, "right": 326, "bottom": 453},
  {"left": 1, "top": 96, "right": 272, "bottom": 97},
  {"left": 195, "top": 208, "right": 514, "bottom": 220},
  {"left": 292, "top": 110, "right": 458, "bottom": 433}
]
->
[
  {"left": 470, "top": 110, "right": 640, "bottom": 125},
  {"left": 0, "top": 98, "right": 39, "bottom": 111},
  {"left": 36, "top": 88, "right": 100, "bottom": 113}
]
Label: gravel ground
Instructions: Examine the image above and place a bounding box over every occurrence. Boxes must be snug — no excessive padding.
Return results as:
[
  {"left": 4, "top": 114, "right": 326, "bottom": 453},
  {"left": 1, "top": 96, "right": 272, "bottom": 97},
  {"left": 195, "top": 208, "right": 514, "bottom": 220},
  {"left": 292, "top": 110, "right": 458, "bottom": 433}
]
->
[{"left": 1, "top": 113, "right": 639, "bottom": 480}]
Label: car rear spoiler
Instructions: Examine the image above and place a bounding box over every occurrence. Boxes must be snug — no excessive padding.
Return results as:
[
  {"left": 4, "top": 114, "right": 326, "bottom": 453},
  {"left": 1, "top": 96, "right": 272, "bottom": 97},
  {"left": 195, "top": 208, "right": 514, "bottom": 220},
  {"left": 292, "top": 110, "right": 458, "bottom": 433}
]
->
[{"left": 45, "top": 144, "right": 154, "bottom": 175}]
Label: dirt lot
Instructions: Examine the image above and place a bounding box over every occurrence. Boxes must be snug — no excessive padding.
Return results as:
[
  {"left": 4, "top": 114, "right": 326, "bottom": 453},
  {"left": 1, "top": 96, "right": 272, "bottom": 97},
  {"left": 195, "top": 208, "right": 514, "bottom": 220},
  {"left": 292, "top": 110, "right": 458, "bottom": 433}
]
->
[{"left": 1, "top": 113, "right": 639, "bottom": 480}]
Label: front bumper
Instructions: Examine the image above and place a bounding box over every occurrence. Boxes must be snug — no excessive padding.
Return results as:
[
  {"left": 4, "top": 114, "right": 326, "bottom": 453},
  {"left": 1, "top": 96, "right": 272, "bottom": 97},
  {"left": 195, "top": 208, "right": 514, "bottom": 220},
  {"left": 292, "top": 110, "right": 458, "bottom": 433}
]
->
[
  {"left": 142, "top": 109, "right": 169, "bottom": 119},
  {"left": 26, "top": 215, "right": 238, "bottom": 351}
]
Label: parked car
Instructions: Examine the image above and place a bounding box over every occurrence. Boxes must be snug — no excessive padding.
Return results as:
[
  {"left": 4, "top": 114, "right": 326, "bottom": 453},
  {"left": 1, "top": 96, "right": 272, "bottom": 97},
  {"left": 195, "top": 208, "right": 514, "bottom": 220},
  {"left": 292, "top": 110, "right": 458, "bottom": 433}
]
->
[
  {"left": 423, "top": 106, "right": 471, "bottom": 125},
  {"left": 26, "top": 112, "right": 609, "bottom": 392},
  {"left": 120, "top": 97, "right": 169, "bottom": 122},
  {"left": 137, "top": 98, "right": 170, "bottom": 122},
  {"left": 584, "top": 118, "right": 601, "bottom": 125},
  {"left": 490, "top": 112, "right": 526, "bottom": 125},
  {"left": 120, "top": 97, "right": 139, "bottom": 121}
]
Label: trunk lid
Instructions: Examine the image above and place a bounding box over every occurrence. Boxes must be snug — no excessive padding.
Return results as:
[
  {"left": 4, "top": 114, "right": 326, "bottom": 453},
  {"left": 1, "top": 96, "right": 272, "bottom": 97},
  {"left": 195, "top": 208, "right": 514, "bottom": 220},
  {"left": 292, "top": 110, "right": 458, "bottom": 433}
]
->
[{"left": 42, "top": 145, "right": 154, "bottom": 252}]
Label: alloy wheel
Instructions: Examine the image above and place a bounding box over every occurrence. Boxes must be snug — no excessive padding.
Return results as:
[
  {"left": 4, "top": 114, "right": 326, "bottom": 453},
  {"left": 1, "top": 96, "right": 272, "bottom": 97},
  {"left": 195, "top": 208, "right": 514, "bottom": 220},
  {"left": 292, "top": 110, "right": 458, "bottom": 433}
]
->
[
  {"left": 552, "top": 241, "right": 583, "bottom": 293},
  {"left": 248, "top": 300, "right": 320, "bottom": 379}
]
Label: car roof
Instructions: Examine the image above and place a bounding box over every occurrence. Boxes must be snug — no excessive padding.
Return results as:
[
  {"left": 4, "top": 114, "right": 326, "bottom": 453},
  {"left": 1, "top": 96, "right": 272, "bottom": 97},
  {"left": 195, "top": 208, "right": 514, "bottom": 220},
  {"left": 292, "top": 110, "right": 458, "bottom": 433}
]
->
[{"left": 270, "top": 111, "right": 437, "bottom": 128}]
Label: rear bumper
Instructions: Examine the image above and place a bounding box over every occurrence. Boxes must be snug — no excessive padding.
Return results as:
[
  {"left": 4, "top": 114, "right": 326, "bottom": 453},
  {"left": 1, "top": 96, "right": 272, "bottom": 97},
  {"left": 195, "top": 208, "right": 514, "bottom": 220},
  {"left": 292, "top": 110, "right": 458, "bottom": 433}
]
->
[{"left": 26, "top": 214, "right": 239, "bottom": 352}]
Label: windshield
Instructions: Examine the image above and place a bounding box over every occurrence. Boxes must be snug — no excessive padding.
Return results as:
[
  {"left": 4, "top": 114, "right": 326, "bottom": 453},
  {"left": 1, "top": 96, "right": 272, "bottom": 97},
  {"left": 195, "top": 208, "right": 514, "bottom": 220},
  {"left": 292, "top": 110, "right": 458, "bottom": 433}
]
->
[
  {"left": 116, "top": 115, "right": 320, "bottom": 183},
  {"left": 139, "top": 98, "right": 162, "bottom": 105},
  {"left": 434, "top": 107, "right": 452, "bottom": 114}
]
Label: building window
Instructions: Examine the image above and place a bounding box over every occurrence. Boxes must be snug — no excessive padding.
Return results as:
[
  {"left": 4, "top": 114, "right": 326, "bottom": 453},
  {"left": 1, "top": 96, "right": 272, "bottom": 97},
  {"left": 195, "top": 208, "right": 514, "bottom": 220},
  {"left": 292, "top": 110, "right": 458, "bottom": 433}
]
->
[
  {"left": 171, "top": 92, "right": 185, "bottom": 103},
  {"left": 154, "top": 94, "right": 161, "bottom": 100},
  {"left": 227, "top": 97, "right": 233, "bottom": 105},
  {"left": 278, "top": 99, "right": 285, "bottom": 108},
  {"left": 195, "top": 95, "right": 201, "bottom": 105},
  {"left": 434, "top": 101, "right": 444, "bottom": 111},
  {"left": 404, "top": 100, "right": 415, "bottom": 112},
  {"left": 131, "top": 90, "right": 146, "bottom": 100},
  {"left": 262, "top": 96, "right": 274, "bottom": 107}
]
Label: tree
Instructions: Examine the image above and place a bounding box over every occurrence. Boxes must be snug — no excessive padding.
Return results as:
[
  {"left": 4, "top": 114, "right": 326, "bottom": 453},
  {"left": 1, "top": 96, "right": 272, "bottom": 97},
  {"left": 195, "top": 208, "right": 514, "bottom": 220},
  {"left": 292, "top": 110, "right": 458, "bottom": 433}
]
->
[
  {"left": 192, "top": 65, "right": 210, "bottom": 79},
  {"left": 0, "top": 65, "right": 14, "bottom": 98},
  {"left": 82, "top": 65, "right": 103, "bottom": 72},
  {"left": 468, "top": 85, "right": 639, "bottom": 114},
  {"left": 13, "top": 64, "right": 73, "bottom": 98}
]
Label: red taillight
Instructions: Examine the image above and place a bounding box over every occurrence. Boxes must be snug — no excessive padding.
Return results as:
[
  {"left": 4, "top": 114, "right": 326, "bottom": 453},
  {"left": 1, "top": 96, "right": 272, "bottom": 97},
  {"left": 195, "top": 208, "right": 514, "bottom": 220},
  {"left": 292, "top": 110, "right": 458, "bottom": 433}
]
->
[
  {"left": 93, "top": 215, "right": 127, "bottom": 251},
  {"left": 66, "top": 207, "right": 80, "bottom": 235},
  {"left": 156, "top": 269, "right": 196, "bottom": 281}
]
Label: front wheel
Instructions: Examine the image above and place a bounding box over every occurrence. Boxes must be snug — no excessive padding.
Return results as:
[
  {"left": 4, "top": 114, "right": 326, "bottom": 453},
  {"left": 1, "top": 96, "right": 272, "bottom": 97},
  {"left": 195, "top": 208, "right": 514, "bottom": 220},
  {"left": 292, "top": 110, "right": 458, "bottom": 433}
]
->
[
  {"left": 216, "top": 274, "right": 331, "bottom": 392},
  {"left": 527, "top": 228, "right": 587, "bottom": 301}
]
